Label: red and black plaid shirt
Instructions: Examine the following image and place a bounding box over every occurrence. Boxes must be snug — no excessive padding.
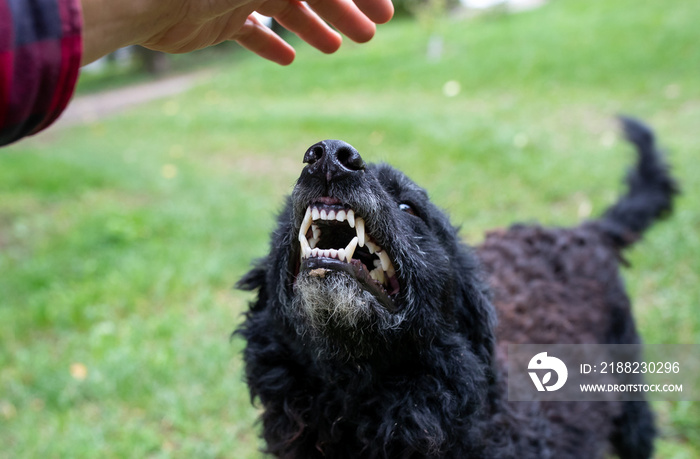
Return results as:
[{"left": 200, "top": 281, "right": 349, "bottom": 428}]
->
[{"left": 0, "top": 0, "right": 82, "bottom": 145}]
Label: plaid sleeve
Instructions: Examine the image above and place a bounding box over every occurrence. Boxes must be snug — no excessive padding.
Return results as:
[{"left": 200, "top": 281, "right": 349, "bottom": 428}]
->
[{"left": 0, "top": 0, "right": 82, "bottom": 146}]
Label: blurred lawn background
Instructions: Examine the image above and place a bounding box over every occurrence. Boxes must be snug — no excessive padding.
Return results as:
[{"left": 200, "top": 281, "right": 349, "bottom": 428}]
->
[{"left": 1, "top": 0, "right": 699, "bottom": 457}]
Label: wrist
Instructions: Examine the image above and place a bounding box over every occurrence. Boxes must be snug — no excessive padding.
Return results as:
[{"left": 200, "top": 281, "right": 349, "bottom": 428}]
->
[{"left": 79, "top": 0, "right": 159, "bottom": 65}]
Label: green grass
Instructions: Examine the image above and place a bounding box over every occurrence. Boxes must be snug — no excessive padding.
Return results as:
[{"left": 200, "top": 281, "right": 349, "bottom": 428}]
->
[
  {"left": 75, "top": 43, "right": 246, "bottom": 95},
  {"left": 1, "top": 0, "right": 699, "bottom": 456}
]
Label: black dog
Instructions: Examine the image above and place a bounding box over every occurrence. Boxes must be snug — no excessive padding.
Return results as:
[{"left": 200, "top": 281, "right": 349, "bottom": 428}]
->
[{"left": 236, "top": 118, "right": 677, "bottom": 458}]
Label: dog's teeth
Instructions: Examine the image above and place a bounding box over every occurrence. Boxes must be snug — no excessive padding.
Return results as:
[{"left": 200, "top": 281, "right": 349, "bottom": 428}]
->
[
  {"left": 345, "top": 236, "right": 358, "bottom": 262},
  {"left": 356, "top": 218, "right": 365, "bottom": 247},
  {"left": 375, "top": 249, "right": 396, "bottom": 278},
  {"left": 378, "top": 251, "right": 392, "bottom": 272},
  {"left": 365, "top": 240, "right": 379, "bottom": 254},
  {"left": 347, "top": 210, "right": 355, "bottom": 228},
  {"left": 300, "top": 203, "right": 397, "bottom": 287},
  {"left": 378, "top": 268, "right": 387, "bottom": 284},
  {"left": 299, "top": 207, "right": 312, "bottom": 242},
  {"left": 300, "top": 236, "right": 311, "bottom": 258},
  {"left": 385, "top": 262, "right": 395, "bottom": 278},
  {"left": 369, "top": 267, "right": 386, "bottom": 284}
]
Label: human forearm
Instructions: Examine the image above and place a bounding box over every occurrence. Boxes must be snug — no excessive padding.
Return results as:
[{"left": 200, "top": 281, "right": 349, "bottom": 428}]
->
[
  {"left": 80, "top": 0, "right": 159, "bottom": 65},
  {"left": 79, "top": 0, "right": 394, "bottom": 66}
]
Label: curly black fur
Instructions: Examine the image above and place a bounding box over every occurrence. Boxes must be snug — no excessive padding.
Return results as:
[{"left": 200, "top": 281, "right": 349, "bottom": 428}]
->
[{"left": 236, "top": 118, "right": 678, "bottom": 458}]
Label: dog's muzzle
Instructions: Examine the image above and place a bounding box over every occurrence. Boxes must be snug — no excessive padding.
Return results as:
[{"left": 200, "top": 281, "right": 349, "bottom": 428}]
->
[{"left": 293, "top": 140, "right": 399, "bottom": 311}]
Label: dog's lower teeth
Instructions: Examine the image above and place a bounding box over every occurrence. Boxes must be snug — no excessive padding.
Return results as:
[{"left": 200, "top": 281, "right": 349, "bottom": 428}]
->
[
  {"left": 369, "top": 267, "right": 385, "bottom": 284},
  {"left": 300, "top": 236, "right": 311, "bottom": 257},
  {"left": 345, "top": 236, "right": 358, "bottom": 261}
]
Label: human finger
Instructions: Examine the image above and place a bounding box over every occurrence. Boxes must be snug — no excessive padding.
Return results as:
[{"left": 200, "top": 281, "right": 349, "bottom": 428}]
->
[
  {"left": 352, "top": 0, "right": 394, "bottom": 24},
  {"left": 235, "top": 16, "right": 296, "bottom": 65},
  {"left": 304, "top": 0, "right": 377, "bottom": 44},
  {"left": 259, "top": 1, "right": 343, "bottom": 54}
]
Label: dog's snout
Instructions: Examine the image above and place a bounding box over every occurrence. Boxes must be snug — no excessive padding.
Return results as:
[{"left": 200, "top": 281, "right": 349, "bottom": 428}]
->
[{"left": 303, "top": 140, "right": 365, "bottom": 182}]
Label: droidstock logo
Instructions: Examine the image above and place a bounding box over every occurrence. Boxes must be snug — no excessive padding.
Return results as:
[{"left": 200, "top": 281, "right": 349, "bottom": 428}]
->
[{"left": 528, "top": 352, "right": 568, "bottom": 392}]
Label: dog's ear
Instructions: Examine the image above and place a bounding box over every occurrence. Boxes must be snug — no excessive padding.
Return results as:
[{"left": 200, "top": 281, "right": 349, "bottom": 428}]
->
[{"left": 236, "top": 259, "right": 268, "bottom": 312}]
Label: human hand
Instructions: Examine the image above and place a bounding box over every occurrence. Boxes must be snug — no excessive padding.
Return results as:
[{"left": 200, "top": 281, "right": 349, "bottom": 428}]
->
[{"left": 80, "top": 0, "right": 394, "bottom": 66}]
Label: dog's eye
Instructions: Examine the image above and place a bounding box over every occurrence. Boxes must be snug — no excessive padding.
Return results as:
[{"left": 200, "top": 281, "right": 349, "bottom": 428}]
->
[{"left": 399, "top": 203, "right": 416, "bottom": 216}]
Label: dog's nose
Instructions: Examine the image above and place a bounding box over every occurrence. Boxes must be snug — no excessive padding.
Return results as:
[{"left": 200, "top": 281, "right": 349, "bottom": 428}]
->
[{"left": 303, "top": 140, "right": 365, "bottom": 182}]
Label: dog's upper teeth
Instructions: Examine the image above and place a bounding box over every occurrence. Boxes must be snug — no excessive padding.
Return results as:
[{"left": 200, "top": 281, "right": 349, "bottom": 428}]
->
[
  {"left": 356, "top": 217, "right": 365, "bottom": 247},
  {"left": 365, "top": 240, "right": 379, "bottom": 254},
  {"left": 378, "top": 250, "right": 391, "bottom": 272},
  {"left": 309, "top": 236, "right": 320, "bottom": 249},
  {"left": 379, "top": 251, "right": 395, "bottom": 277},
  {"left": 347, "top": 209, "right": 355, "bottom": 228},
  {"left": 299, "top": 207, "right": 312, "bottom": 243},
  {"left": 298, "top": 205, "right": 397, "bottom": 289}
]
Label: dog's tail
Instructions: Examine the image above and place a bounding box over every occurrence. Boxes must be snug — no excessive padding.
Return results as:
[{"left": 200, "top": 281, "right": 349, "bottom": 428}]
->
[{"left": 596, "top": 116, "right": 679, "bottom": 250}]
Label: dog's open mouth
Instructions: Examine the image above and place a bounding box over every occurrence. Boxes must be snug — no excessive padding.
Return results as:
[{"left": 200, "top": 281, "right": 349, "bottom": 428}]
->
[{"left": 295, "top": 197, "right": 400, "bottom": 311}]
